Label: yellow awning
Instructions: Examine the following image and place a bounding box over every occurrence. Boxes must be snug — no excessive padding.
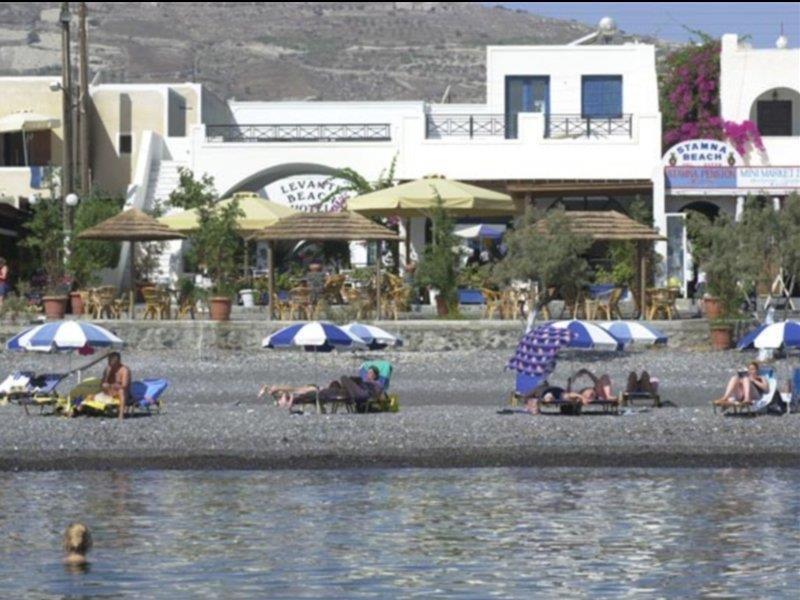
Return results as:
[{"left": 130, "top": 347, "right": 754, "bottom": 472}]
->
[
  {"left": 158, "top": 192, "right": 297, "bottom": 233},
  {"left": 347, "top": 176, "right": 516, "bottom": 217},
  {"left": 0, "top": 112, "right": 60, "bottom": 134}
]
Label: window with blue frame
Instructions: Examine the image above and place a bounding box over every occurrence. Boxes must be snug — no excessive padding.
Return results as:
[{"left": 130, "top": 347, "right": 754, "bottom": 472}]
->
[{"left": 581, "top": 76, "right": 622, "bottom": 119}]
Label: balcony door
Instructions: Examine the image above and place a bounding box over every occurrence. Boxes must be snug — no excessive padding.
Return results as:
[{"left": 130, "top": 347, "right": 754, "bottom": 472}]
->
[
  {"left": 505, "top": 76, "right": 549, "bottom": 139},
  {"left": 757, "top": 100, "right": 792, "bottom": 136}
]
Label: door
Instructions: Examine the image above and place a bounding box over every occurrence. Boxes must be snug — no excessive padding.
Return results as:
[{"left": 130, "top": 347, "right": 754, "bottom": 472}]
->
[
  {"left": 505, "top": 76, "right": 549, "bottom": 139},
  {"left": 666, "top": 212, "right": 689, "bottom": 297}
]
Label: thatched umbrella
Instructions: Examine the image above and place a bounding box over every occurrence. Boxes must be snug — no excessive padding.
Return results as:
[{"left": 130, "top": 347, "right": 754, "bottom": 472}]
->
[
  {"left": 77, "top": 208, "right": 186, "bottom": 318},
  {"left": 250, "top": 211, "right": 400, "bottom": 320}
]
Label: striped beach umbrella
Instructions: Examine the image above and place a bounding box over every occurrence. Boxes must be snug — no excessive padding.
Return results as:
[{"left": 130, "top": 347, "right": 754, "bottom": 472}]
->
[
  {"left": 454, "top": 224, "right": 505, "bottom": 240},
  {"left": 549, "top": 320, "right": 624, "bottom": 351},
  {"left": 341, "top": 323, "right": 403, "bottom": 350},
  {"left": 599, "top": 321, "right": 667, "bottom": 346},
  {"left": 5, "top": 321, "right": 123, "bottom": 353},
  {"left": 262, "top": 321, "right": 366, "bottom": 352},
  {"left": 736, "top": 320, "right": 800, "bottom": 350},
  {"left": 506, "top": 324, "right": 572, "bottom": 377}
]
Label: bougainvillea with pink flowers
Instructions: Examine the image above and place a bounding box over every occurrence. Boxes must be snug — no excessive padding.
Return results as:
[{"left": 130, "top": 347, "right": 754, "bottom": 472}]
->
[{"left": 660, "top": 36, "right": 764, "bottom": 155}]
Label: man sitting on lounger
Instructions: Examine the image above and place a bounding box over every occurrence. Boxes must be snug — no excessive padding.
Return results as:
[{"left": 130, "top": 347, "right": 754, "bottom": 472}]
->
[
  {"left": 713, "top": 361, "right": 768, "bottom": 411},
  {"left": 102, "top": 352, "right": 131, "bottom": 420}
]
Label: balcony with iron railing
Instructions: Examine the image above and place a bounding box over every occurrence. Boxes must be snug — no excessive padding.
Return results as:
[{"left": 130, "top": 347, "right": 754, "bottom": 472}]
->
[
  {"left": 424, "top": 112, "right": 634, "bottom": 140},
  {"left": 205, "top": 123, "right": 392, "bottom": 143}
]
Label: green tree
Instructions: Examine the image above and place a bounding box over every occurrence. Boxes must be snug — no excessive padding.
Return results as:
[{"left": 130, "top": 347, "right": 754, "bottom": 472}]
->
[
  {"left": 493, "top": 207, "right": 592, "bottom": 313},
  {"left": 68, "top": 193, "right": 125, "bottom": 288},
  {"left": 414, "top": 196, "right": 459, "bottom": 314},
  {"left": 168, "top": 169, "right": 243, "bottom": 295},
  {"left": 21, "top": 196, "right": 66, "bottom": 294}
]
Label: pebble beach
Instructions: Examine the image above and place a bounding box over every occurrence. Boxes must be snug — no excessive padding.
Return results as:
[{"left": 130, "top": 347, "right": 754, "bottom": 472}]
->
[{"left": 1, "top": 348, "right": 798, "bottom": 470}]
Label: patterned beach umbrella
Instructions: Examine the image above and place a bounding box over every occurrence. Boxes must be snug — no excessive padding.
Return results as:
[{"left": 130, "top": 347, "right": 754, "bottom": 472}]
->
[
  {"left": 736, "top": 320, "right": 800, "bottom": 350},
  {"left": 5, "top": 321, "right": 123, "bottom": 353},
  {"left": 262, "top": 321, "right": 366, "bottom": 352},
  {"left": 599, "top": 321, "right": 667, "bottom": 346},
  {"left": 506, "top": 324, "right": 573, "bottom": 377},
  {"left": 341, "top": 323, "right": 403, "bottom": 350},
  {"left": 549, "top": 320, "right": 624, "bottom": 351}
]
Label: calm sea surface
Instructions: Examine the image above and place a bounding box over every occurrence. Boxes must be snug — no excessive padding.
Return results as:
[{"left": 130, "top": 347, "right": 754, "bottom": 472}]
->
[{"left": 1, "top": 468, "right": 798, "bottom": 599}]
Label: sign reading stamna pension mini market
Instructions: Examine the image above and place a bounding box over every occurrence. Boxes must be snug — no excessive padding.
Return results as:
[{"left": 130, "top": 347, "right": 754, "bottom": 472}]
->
[
  {"left": 663, "top": 138, "right": 800, "bottom": 193},
  {"left": 262, "top": 175, "right": 352, "bottom": 212}
]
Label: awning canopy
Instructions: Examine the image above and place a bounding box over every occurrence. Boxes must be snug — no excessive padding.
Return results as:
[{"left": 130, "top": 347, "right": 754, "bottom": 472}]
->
[
  {"left": 347, "top": 175, "right": 517, "bottom": 217},
  {"left": 0, "top": 112, "right": 60, "bottom": 134},
  {"left": 159, "top": 192, "right": 297, "bottom": 234}
]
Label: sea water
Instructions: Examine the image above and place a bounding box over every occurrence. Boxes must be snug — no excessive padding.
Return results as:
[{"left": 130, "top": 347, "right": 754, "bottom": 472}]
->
[{"left": 1, "top": 468, "right": 798, "bottom": 598}]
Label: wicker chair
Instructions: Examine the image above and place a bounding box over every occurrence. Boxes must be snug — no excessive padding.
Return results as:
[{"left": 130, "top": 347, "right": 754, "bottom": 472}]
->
[
  {"left": 289, "top": 286, "right": 314, "bottom": 320},
  {"left": 323, "top": 274, "right": 346, "bottom": 305},
  {"left": 482, "top": 288, "right": 503, "bottom": 319},
  {"left": 142, "top": 287, "right": 170, "bottom": 320},
  {"left": 93, "top": 286, "right": 124, "bottom": 319},
  {"left": 596, "top": 287, "right": 624, "bottom": 320}
]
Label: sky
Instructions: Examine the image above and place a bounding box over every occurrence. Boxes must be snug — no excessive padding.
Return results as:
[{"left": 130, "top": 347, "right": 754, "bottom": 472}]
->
[{"left": 491, "top": 2, "right": 800, "bottom": 48}]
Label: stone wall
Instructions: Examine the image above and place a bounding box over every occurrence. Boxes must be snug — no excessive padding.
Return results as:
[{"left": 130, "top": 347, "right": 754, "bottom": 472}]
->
[{"left": 0, "top": 319, "right": 725, "bottom": 353}]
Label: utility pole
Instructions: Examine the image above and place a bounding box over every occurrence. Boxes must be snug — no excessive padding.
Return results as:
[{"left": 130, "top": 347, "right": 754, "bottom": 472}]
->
[
  {"left": 59, "top": 1, "right": 74, "bottom": 229},
  {"left": 78, "top": 1, "right": 90, "bottom": 196}
]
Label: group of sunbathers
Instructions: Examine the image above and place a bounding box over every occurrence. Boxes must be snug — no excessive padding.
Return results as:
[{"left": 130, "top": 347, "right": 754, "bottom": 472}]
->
[
  {"left": 522, "top": 369, "right": 657, "bottom": 414},
  {"left": 258, "top": 366, "right": 383, "bottom": 411}
]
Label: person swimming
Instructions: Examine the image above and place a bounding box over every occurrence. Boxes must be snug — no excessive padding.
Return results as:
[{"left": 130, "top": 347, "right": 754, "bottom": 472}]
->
[{"left": 63, "top": 522, "right": 92, "bottom": 567}]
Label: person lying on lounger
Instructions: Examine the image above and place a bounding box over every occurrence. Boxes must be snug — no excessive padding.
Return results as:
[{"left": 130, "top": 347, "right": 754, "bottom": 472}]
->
[
  {"left": 565, "top": 369, "right": 615, "bottom": 405},
  {"left": 259, "top": 367, "right": 383, "bottom": 410},
  {"left": 713, "top": 361, "right": 768, "bottom": 410}
]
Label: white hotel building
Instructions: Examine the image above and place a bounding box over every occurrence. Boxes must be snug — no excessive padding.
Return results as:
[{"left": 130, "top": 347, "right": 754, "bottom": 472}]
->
[{"left": 1, "top": 30, "right": 797, "bottom": 293}]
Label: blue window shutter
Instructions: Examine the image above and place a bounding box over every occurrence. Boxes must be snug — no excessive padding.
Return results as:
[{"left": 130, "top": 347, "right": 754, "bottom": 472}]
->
[{"left": 582, "top": 76, "right": 622, "bottom": 118}]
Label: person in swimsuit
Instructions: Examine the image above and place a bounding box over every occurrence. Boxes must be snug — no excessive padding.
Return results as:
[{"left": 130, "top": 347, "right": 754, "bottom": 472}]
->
[
  {"left": 0, "top": 257, "right": 9, "bottom": 309},
  {"left": 63, "top": 522, "right": 92, "bottom": 567},
  {"left": 101, "top": 352, "right": 132, "bottom": 420},
  {"left": 713, "top": 361, "right": 768, "bottom": 411}
]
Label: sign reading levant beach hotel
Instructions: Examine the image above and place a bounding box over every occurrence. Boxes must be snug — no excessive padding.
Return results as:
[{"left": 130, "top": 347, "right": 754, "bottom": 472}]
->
[
  {"left": 664, "top": 138, "right": 800, "bottom": 194},
  {"left": 262, "top": 174, "right": 352, "bottom": 212}
]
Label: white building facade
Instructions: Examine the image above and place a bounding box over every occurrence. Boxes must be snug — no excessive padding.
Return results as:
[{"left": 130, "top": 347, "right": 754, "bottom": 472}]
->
[{"left": 657, "top": 34, "right": 800, "bottom": 296}]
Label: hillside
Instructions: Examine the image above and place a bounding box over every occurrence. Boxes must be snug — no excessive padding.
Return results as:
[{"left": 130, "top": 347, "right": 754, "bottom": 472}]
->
[{"left": 0, "top": 2, "right": 667, "bottom": 102}]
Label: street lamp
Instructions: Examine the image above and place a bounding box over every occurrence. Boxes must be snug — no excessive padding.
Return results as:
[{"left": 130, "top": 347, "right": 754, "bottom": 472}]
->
[{"left": 65, "top": 193, "right": 80, "bottom": 207}]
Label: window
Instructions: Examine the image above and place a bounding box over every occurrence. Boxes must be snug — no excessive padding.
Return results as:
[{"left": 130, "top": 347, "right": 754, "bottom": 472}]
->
[
  {"left": 118, "top": 133, "right": 132, "bottom": 154},
  {"left": 757, "top": 100, "right": 792, "bottom": 136},
  {"left": 504, "top": 76, "right": 549, "bottom": 139},
  {"left": 581, "top": 76, "right": 622, "bottom": 119}
]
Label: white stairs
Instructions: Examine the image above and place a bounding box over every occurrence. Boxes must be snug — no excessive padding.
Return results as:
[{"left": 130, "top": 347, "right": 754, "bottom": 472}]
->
[{"left": 146, "top": 159, "right": 189, "bottom": 284}]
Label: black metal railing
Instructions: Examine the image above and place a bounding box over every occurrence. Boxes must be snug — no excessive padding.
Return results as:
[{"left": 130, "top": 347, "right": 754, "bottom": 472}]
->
[
  {"left": 546, "top": 114, "right": 633, "bottom": 139},
  {"left": 425, "top": 114, "right": 507, "bottom": 139},
  {"left": 206, "top": 123, "right": 391, "bottom": 142}
]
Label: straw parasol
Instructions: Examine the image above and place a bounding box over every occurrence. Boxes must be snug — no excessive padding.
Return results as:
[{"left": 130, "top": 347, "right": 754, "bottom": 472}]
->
[
  {"left": 250, "top": 211, "right": 400, "bottom": 320},
  {"left": 77, "top": 208, "right": 185, "bottom": 317},
  {"left": 532, "top": 210, "right": 666, "bottom": 319}
]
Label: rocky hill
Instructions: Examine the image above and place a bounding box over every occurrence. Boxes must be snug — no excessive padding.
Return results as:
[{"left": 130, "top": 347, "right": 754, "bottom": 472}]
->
[{"left": 0, "top": 2, "right": 668, "bottom": 102}]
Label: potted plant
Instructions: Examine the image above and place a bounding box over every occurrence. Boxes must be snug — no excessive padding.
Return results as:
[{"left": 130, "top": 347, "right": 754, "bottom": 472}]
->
[
  {"left": 708, "top": 318, "right": 734, "bottom": 350},
  {"left": 415, "top": 196, "right": 460, "bottom": 316},
  {"left": 21, "top": 196, "right": 70, "bottom": 319},
  {"left": 167, "top": 169, "right": 244, "bottom": 322}
]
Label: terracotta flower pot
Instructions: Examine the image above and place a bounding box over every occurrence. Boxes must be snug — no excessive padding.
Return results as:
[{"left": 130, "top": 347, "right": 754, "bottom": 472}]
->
[
  {"left": 709, "top": 325, "right": 733, "bottom": 351},
  {"left": 42, "top": 296, "right": 68, "bottom": 320},
  {"left": 703, "top": 297, "right": 722, "bottom": 320},
  {"left": 209, "top": 297, "right": 232, "bottom": 321},
  {"left": 70, "top": 291, "right": 85, "bottom": 316}
]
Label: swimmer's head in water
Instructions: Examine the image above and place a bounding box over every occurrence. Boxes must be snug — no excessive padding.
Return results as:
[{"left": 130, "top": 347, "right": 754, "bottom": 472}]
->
[{"left": 64, "top": 523, "right": 92, "bottom": 555}]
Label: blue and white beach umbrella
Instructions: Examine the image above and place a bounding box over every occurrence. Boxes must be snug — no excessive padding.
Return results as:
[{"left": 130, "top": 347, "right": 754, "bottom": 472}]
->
[
  {"left": 454, "top": 224, "right": 505, "bottom": 240},
  {"left": 549, "top": 320, "right": 624, "bottom": 351},
  {"left": 736, "top": 320, "right": 800, "bottom": 350},
  {"left": 341, "top": 323, "right": 403, "bottom": 350},
  {"left": 262, "top": 321, "right": 366, "bottom": 352},
  {"left": 599, "top": 321, "right": 667, "bottom": 346},
  {"left": 6, "top": 321, "right": 123, "bottom": 353},
  {"left": 507, "top": 324, "right": 572, "bottom": 377}
]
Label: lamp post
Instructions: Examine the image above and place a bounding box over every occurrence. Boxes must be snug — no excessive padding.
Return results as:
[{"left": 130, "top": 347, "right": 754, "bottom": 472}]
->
[{"left": 60, "top": 2, "right": 74, "bottom": 234}]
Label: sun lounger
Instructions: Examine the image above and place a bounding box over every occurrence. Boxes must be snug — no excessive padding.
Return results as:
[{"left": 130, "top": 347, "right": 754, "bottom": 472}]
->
[
  {"left": 0, "top": 371, "right": 34, "bottom": 404},
  {"left": 11, "top": 373, "right": 70, "bottom": 415},
  {"left": 78, "top": 378, "right": 169, "bottom": 417},
  {"left": 622, "top": 377, "right": 661, "bottom": 408},
  {"left": 714, "top": 367, "right": 780, "bottom": 416}
]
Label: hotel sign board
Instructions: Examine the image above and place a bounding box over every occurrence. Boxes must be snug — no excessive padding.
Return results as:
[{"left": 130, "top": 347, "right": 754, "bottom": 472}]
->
[
  {"left": 262, "top": 174, "right": 352, "bottom": 212},
  {"left": 663, "top": 139, "right": 800, "bottom": 194}
]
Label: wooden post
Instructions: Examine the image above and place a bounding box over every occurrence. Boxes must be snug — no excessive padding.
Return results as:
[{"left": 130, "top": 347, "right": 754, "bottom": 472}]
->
[
  {"left": 78, "top": 1, "right": 90, "bottom": 195},
  {"left": 639, "top": 241, "right": 647, "bottom": 321},
  {"left": 375, "top": 240, "right": 382, "bottom": 320},
  {"left": 267, "top": 241, "right": 274, "bottom": 321},
  {"left": 404, "top": 217, "right": 411, "bottom": 266},
  {"left": 129, "top": 241, "right": 135, "bottom": 319}
]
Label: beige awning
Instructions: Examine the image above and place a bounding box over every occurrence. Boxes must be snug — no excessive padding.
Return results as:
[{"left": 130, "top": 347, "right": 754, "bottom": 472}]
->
[{"left": 0, "top": 112, "right": 61, "bottom": 134}]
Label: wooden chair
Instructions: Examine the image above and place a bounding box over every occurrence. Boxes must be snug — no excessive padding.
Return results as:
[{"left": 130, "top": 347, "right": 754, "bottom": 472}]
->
[
  {"left": 142, "top": 287, "right": 170, "bottom": 320},
  {"left": 289, "top": 286, "right": 314, "bottom": 320},
  {"left": 93, "top": 286, "right": 124, "bottom": 319},
  {"left": 562, "top": 291, "right": 586, "bottom": 319},
  {"left": 342, "top": 286, "right": 374, "bottom": 320},
  {"left": 385, "top": 285, "right": 410, "bottom": 320},
  {"left": 596, "top": 287, "right": 624, "bottom": 320},
  {"left": 481, "top": 288, "right": 503, "bottom": 319},
  {"left": 271, "top": 293, "right": 292, "bottom": 320},
  {"left": 648, "top": 288, "right": 678, "bottom": 320},
  {"left": 323, "top": 274, "right": 346, "bottom": 306},
  {"left": 78, "top": 290, "right": 96, "bottom": 319}
]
